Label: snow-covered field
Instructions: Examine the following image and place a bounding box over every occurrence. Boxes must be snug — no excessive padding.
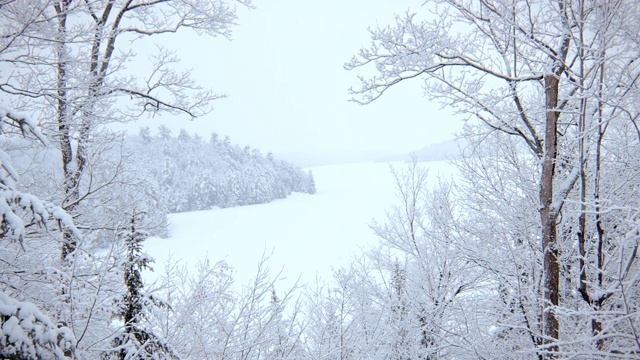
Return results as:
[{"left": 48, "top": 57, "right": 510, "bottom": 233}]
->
[{"left": 144, "top": 160, "right": 456, "bottom": 290}]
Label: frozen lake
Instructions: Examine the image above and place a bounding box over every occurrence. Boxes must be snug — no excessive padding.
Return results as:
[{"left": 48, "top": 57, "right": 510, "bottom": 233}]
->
[{"left": 144, "top": 160, "right": 457, "bottom": 290}]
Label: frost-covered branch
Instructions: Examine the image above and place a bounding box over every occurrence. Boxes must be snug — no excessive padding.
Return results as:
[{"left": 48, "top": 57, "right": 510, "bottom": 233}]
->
[
  {"left": 0, "top": 103, "right": 80, "bottom": 245},
  {"left": 0, "top": 291, "right": 76, "bottom": 359}
]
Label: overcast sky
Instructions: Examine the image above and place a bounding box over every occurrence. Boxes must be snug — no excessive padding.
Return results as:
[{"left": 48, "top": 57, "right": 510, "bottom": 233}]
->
[{"left": 133, "top": 0, "right": 462, "bottom": 159}]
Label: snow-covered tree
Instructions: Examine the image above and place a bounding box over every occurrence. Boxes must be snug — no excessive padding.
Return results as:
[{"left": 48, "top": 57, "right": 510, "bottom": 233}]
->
[
  {"left": 105, "top": 212, "right": 178, "bottom": 359},
  {"left": 348, "top": 1, "right": 640, "bottom": 357},
  {"left": 306, "top": 170, "right": 317, "bottom": 195},
  {"left": 372, "top": 161, "right": 479, "bottom": 358},
  {"left": 0, "top": 106, "right": 79, "bottom": 246},
  {"left": 0, "top": 105, "right": 79, "bottom": 359},
  {"left": 148, "top": 253, "right": 303, "bottom": 360}
]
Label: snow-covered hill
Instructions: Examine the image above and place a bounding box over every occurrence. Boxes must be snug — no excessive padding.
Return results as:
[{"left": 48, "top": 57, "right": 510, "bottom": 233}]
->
[{"left": 144, "top": 160, "right": 457, "bottom": 290}]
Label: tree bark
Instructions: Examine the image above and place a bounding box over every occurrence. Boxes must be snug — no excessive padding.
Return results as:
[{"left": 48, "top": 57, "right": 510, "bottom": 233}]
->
[
  {"left": 541, "top": 74, "right": 560, "bottom": 357},
  {"left": 54, "top": 0, "right": 78, "bottom": 262}
]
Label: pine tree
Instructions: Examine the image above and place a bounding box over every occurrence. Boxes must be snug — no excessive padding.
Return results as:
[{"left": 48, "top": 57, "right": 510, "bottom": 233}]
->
[
  {"left": 106, "top": 212, "right": 178, "bottom": 360},
  {"left": 307, "top": 170, "right": 317, "bottom": 194}
]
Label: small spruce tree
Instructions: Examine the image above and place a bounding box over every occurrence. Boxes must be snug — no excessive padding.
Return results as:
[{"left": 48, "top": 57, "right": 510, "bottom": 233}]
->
[
  {"left": 307, "top": 170, "right": 317, "bottom": 194},
  {"left": 106, "top": 212, "right": 178, "bottom": 360}
]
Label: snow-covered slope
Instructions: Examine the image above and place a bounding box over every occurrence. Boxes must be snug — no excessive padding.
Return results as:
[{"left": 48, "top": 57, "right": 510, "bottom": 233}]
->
[{"left": 144, "top": 160, "right": 456, "bottom": 290}]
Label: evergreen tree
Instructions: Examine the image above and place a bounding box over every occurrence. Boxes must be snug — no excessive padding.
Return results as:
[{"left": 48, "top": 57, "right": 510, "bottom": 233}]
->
[
  {"left": 106, "top": 212, "right": 178, "bottom": 360},
  {"left": 307, "top": 170, "right": 317, "bottom": 194}
]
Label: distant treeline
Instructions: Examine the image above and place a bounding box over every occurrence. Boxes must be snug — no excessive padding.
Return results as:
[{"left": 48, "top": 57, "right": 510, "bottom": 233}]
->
[{"left": 128, "top": 126, "right": 316, "bottom": 213}]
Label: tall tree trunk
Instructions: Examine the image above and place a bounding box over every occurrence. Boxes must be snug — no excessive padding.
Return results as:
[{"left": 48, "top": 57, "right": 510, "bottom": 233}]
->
[
  {"left": 540, "top": 4, "right": 572, "bottom": 355},
  {"left": 541, "top": 74, "right": 560, "bottom": 357},
  {"left": 592, "top": 59, "right": 606, "bottom": 351},
  {"left": 54, "top": 0, "right": 78, "bottom": 262}
]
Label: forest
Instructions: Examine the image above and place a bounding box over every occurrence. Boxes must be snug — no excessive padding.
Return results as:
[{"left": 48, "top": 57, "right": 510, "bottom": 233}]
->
[
  {"left": 128, "top": 127, "right": 316, "bottom": 213},
  {"left": 1, "top": 0, "right": 639, "bottom": 359}
]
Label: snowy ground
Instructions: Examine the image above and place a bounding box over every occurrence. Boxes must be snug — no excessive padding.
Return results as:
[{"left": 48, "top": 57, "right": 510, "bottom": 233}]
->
[{"left": 144, "top": 160, "right": 456, "bottom": 290}]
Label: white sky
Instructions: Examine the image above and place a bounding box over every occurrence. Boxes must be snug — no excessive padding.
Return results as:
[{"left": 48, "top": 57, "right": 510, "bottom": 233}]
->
[{"left": 133, "top": 0, "right": 462, "bottom": 157}]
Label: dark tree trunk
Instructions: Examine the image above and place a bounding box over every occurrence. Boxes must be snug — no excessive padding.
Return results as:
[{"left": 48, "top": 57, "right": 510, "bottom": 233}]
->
[{"left": 541, "top": 74, "right": 560, "bottom": 357}]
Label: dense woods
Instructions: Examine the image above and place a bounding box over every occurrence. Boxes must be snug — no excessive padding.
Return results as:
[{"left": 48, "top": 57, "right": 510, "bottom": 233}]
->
[{"left": 130, "top": 127, "right": 316, "bottom": 214}]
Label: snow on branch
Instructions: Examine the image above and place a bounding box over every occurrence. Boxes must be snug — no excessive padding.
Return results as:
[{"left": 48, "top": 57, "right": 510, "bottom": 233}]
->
[
  {"left": 0, "top": 103, "right": 81, "bottom": 246},
  {"left": 0, "top": 104, "right": 47, "bottom": 144},
  {"left": 0, "top": 291, "right": 76, "bottom": 359},
  {"left": 345, "top": 11, "right": 543, "bottom": 105},
  {"left": 121, "top": 0, "right": 252, "bottom": 38},
  {"left": 550, "top": 166, "right": 580, "bottom": 218}
]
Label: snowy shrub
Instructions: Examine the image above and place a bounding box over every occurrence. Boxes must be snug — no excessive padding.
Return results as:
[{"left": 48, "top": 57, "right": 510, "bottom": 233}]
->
[{"left": 0, "top": 291, "right": 75, "bottom": 359}]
